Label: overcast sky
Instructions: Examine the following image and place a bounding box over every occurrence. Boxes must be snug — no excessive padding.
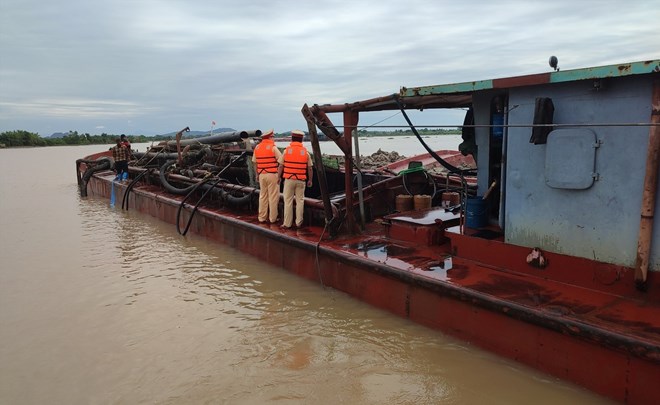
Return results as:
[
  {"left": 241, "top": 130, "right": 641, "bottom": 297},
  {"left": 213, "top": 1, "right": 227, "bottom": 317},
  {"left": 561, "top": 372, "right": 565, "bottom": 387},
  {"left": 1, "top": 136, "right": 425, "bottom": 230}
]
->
[{"left": 1, "top": 0, "right": 658, "bottom": 136}]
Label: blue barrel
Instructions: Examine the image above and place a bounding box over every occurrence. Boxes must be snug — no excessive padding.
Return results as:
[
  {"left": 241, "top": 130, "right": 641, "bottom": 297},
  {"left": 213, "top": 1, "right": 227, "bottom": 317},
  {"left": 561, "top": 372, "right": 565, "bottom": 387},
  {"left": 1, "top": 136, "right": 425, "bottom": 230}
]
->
[{"left": 466, "top": 196, "right": 489, "bottom": 228}]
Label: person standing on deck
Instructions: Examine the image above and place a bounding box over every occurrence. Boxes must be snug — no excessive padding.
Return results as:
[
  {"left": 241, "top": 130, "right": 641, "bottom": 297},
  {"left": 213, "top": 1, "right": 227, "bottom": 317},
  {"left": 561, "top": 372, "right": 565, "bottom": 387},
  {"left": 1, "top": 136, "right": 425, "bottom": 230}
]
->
[
  {"left": 278, "top": 130, "right": 313, "bottom": 229},
  {"left": 120, "top": 134, "right": 134, "bottom": 160},
  {"left": 252, "top": 129, "right": 283, "bottom": 224},
  {"left": 120, "top": 134, "right": 131, "bottom": 149},
  {"left": 111, "top": 137, "right": 130, "bottom": 180}
]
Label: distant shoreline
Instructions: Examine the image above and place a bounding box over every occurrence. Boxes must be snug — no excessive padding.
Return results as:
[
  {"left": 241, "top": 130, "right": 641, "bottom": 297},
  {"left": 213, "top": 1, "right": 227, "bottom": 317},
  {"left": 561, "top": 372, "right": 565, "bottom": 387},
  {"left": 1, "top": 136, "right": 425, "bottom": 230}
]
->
[{"left": 0, "top": 129, "right": 460, "bottom": 148}]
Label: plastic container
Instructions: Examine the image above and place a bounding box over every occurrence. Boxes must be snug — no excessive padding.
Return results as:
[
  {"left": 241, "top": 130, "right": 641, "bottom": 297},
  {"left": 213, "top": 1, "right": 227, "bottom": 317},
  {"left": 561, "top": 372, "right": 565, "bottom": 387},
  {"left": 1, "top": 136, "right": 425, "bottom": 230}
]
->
[
  {"left": 465, "top": 196, "right": 489, "bottom": 228},
  {"left": 395, "top": 194, "right": 413, "bottom": 212},
  {"left": 441, "top": 192, "right": 460, "bottom": 208},
  {"left": 413, "top": 194, "right": 432, "bottom": 210}
]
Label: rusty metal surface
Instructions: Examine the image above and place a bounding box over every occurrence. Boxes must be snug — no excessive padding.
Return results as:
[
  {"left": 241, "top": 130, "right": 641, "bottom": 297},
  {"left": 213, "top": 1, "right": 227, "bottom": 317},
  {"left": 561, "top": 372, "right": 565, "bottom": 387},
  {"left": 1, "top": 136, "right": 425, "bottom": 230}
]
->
[
  {"left": 635, "top": 78, "right": 660, "bottom": 285},
  {"left": 161, "top": 129, "right": 262, "bottom": 147},
  {"left": 399, "top": 60, "right": 660, "bottom": 98}
]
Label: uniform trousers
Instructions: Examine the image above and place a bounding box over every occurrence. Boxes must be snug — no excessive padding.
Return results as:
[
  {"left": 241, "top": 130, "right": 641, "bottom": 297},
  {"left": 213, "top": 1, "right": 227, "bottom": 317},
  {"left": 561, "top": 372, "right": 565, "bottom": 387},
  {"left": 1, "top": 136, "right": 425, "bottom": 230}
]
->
[
  {"left": 282, "top": 178, "right": 306, "bottom": 227},
  {"left": 258, "top": 172, "right": 280, "bottom": 223}
]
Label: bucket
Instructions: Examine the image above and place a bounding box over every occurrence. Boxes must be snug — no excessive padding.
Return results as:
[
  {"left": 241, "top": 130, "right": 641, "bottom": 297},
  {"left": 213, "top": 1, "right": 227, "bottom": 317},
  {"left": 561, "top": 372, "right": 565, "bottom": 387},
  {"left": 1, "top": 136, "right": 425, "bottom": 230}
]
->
[
  {"left": 465, "top": 196, "right": 489, "bottom": 228},
  {"left": 395, "top": 194, "right": 413, "bottom": 212},
  {"left": 414, "top": 194, "right": 432, "bottom": 210},
  {"left": 441, "top": 192, "right": 460, "bottom": 208}
]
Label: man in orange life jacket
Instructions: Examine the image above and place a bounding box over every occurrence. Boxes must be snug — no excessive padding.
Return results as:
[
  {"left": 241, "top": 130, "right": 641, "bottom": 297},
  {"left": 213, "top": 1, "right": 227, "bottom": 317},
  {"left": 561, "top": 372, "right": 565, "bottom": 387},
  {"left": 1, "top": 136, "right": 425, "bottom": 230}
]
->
[
  {"left": 277, "top": 130, "right": 313, "bottom": 229},
  {"left": 251, "top": 129, "right": 283, "bottom": 223}
]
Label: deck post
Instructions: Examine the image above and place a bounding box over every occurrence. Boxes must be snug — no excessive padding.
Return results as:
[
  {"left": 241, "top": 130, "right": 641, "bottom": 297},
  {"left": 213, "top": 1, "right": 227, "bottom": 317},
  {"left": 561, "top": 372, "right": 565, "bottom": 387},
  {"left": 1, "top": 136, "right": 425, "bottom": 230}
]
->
[
  {"left": 343, "top": 110, "right": 359, "bottom": 234},
  {"left": 353, "top": 129, "right": 366, "bottom": 230},
  {"left": 303, "top": 106, "right": 335, "bottom": 229},
  {"left": 635, "top": 79, "right": 660, "bottom": 288}
]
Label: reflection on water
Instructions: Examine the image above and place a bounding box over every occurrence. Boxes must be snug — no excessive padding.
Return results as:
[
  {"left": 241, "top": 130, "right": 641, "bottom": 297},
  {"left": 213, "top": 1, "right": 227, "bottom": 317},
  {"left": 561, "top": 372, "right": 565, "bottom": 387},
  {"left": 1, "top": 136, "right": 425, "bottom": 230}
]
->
[{"left": 0, "top": 144, "right": 613, "bottom": 404}]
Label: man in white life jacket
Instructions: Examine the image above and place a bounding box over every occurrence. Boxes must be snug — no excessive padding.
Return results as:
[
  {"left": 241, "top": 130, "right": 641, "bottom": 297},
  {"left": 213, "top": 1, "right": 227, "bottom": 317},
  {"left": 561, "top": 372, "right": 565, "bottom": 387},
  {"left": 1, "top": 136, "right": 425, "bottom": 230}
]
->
[
  {"left": 252, "top": 129, "right": 283, "bottom": 223},
  {"left": 277, "top": 130, "right": 313, "bottom": 229}
]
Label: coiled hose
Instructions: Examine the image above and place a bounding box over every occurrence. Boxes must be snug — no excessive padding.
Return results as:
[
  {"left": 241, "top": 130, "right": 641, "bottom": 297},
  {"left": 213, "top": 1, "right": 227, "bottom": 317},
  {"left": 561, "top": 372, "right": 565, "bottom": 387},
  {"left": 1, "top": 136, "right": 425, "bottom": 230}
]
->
[
  {"left": 159, "top": 160, "right": 199, "bottom": 195},
  {"left": 78, "top": 157, "right": 112, "bottom": 197}
]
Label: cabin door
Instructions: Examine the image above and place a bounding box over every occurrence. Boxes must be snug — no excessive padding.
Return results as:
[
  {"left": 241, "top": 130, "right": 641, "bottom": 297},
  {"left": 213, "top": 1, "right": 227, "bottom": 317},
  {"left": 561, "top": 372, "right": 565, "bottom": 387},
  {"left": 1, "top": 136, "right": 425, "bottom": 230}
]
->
[{"left": 488, "top": 95, "right": 507, "bottom": 228}]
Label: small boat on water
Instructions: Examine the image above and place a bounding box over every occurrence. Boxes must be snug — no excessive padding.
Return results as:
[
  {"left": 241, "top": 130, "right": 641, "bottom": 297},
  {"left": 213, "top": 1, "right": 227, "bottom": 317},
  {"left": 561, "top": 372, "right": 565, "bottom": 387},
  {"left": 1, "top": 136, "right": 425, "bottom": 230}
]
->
[{"left": 77, "top": 59, "right": 660, "bottom": 403}]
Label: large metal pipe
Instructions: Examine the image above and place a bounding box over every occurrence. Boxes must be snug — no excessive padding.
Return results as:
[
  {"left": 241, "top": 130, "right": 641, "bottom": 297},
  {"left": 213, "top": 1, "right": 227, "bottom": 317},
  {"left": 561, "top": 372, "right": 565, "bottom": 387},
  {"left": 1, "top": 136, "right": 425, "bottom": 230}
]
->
[
  {"left": 132, "top": 148, "right": 216, "bottom": 162},
  {"left": 635, "top": 79, "right": 660, "bottom": 288},
  {"left": 134, "top": 151, "right": 179, "bottom": 160},
  {"left": 165, "top": 172, "right": 338, "bottom": 216},
  {"left": 160, "top": 130, "right": 262, "bottom": 147}
]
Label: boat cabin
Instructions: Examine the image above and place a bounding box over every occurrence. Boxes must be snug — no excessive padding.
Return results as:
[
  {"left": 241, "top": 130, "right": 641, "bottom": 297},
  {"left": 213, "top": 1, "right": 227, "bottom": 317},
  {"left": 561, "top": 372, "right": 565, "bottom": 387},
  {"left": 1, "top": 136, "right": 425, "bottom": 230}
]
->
[{"left": 303, "top": 59, "right": 660, "bottom": 288}]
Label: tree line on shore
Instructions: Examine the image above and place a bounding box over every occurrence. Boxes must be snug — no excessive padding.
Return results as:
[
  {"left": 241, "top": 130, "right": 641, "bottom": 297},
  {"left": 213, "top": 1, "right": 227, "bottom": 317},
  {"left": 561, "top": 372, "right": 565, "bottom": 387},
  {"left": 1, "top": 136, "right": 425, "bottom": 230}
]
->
[
  {"left": 0, "top": 130, "right": 172, "bottom": 148},
  {"left": 0, "top": 128, "right": 460, "bottom": 148}
]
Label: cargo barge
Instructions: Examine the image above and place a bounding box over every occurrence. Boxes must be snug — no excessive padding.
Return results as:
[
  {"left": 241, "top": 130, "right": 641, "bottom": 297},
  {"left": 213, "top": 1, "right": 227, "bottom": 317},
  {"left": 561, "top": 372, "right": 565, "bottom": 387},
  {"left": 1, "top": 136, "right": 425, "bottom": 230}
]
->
[{"left": 77, "top": 59, "right": 660, "bottom": 403}]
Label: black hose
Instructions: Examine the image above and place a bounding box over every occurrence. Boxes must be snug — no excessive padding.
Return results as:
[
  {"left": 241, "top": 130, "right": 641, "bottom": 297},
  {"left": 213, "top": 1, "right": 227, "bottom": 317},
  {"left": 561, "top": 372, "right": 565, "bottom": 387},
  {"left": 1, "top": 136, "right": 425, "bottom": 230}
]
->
[
  {"left": 79, "top": 157, "right": 112, "bottom": 197},
  {"left": 220, "top": 187, "right": 254, "bottom": 208},
  {"left": 159, "top": 160, "right": 199, "bottom": 195},
  {"left": 122, "top": 169, "right": 151, "bottom": 211},
  {"left": 176, "top": 177, "right": 214, "bottom": 235},
  {"left": 179, "top": 178, "right": 228, "bottom": 236},
  {"left": 178, "top": 152, "right": 248, "bottom": 236},
  {"left": 392, "top": 95, "right": 476, "bottom": 176}
]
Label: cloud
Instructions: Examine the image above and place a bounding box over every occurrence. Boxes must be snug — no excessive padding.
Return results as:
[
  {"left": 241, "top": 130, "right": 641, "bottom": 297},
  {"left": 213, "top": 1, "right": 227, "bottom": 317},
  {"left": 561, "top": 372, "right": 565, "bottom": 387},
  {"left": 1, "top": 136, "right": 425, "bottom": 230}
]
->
[
  {"left": 0, "top": 98, "right": 153, "bottom": 118},
  {"left": 1, "top": 0, "right": 658, "bottom": 136}
]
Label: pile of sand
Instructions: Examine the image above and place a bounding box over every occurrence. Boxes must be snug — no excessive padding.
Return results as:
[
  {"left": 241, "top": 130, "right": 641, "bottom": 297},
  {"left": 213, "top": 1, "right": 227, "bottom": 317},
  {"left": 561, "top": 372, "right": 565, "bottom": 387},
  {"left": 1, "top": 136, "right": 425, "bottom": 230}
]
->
[{"left": 322, "top": 149, "right": 406, "bottom": 170}]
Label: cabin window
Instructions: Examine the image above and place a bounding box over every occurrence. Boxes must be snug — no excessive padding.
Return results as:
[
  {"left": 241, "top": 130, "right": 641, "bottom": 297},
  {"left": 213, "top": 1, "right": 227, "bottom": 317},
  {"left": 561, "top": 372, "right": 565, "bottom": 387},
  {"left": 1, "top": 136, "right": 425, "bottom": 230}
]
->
[{"left": 545, "top": 129, "right": 598, "bottom": 189}]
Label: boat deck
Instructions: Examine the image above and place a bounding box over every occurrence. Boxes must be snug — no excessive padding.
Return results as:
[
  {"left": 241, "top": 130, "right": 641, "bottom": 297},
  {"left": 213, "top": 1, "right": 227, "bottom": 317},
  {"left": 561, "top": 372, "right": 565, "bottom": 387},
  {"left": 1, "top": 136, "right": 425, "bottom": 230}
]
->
[
  {"left": 275, "top": 212, "right": 660, "bottom": 352},
  {"left": 114, "top": 172, "right": 660, "bottom": 356}
]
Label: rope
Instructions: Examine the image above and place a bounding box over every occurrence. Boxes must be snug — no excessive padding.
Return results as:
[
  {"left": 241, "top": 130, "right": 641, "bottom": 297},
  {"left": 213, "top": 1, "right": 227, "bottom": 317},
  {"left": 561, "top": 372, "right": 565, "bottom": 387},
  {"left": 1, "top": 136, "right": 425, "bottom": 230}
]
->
[{"left": 314, "top": 217, "right": 335, "bottom": 289}]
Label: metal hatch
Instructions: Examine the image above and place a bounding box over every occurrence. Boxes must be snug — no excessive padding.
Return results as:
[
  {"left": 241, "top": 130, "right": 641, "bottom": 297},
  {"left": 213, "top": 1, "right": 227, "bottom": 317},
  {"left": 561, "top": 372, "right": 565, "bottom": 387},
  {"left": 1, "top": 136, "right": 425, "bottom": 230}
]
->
[{"left": 545, "top": 129, "right": 599, "bottom": 189}]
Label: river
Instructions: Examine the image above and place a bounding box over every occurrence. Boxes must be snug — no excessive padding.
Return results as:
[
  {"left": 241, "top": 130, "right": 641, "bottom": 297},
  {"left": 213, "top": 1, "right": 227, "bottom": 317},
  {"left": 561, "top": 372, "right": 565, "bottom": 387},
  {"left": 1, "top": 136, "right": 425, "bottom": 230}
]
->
[{"left": 0, "top": 137, "right": 612, "bottom": 404}]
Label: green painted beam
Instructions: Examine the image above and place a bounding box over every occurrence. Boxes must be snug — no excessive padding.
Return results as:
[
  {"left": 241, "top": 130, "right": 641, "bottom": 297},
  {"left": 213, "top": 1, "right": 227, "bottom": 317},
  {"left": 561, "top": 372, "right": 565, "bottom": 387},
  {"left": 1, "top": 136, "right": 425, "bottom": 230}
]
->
[{"left": 400, "top": 60, "right": 660, "bottom": 97}]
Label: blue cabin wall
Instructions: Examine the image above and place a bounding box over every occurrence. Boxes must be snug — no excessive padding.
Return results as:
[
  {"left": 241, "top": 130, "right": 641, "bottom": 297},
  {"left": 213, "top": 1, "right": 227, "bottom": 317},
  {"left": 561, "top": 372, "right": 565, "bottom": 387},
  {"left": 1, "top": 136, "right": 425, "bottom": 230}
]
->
[{"left": 475, "top": 75, "right": 658, "bottom": 270}]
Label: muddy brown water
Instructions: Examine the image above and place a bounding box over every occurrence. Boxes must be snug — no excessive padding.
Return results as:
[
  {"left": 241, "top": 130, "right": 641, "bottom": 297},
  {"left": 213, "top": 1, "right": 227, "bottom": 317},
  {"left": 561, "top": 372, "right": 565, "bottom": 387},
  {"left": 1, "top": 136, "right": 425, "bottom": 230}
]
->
[{"left": 0, "top": 142, "right": 613, "bottom": 404}]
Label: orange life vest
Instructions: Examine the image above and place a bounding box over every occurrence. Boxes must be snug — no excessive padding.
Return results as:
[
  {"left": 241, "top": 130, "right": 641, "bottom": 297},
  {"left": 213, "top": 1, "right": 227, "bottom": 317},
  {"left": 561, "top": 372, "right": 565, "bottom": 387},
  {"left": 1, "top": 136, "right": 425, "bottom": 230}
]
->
[
  {"left": 282, "top": 142, "right": 308, "bottom": 180},
  {"left": 254, "top": 139, "right": 278, "bottom": 174}
]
